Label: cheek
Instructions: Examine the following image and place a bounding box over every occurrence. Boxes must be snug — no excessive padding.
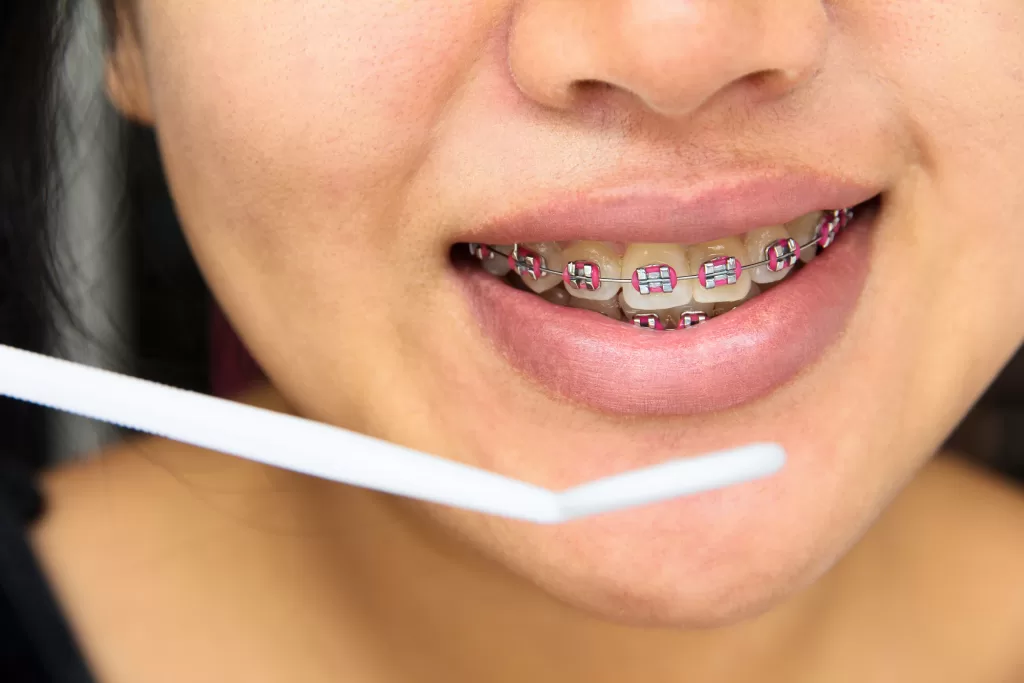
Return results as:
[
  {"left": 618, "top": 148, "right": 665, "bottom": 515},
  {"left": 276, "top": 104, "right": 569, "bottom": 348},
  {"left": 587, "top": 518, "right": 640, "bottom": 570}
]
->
[
  {"left": 848, "top": 0, "right": 1024, "bottom": 184},
  {"left": 137, "top": 0, "right": 492, "bottom": 258},
  {"left": 849, "top": 0, "right": 1024, "bottom": 373}
]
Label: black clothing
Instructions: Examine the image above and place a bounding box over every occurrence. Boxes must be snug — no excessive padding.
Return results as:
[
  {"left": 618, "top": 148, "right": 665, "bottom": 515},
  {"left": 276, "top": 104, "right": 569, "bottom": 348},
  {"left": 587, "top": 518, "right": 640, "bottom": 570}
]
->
[{"left": 0, "top": 464, "right": 95, "bottom": 683}]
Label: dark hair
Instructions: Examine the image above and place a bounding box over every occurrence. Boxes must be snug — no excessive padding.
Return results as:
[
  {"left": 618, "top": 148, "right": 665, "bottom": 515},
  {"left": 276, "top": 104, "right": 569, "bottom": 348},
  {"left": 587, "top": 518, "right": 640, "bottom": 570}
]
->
[
  {"left": 1, "top": 0, "right": 211, "bottom": 471},
  {"left": 0, "top": 0, "right": 71, "bottom": 469},
  {"left": 1, "top": 1, "right": 1021, "bottom": 480}
]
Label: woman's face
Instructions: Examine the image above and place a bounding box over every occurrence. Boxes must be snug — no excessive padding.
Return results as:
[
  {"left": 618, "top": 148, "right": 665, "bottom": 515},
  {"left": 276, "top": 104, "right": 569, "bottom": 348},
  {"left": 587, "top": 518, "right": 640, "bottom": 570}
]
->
[{"left": 107, "top": 0, "right": 1024, "bottom": 625}]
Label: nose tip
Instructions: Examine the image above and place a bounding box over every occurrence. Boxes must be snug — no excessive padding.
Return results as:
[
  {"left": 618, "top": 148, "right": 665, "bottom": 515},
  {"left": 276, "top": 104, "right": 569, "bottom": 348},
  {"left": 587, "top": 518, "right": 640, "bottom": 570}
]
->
[{"left": 509, "top": 0, "right": 829, "bottom": 119}]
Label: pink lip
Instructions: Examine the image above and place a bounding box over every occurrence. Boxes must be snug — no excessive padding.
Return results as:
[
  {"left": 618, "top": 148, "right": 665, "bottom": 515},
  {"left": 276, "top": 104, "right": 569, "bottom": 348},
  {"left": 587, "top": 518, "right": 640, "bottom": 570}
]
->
[
  {"left": 460, "top": 173, "right": 880, "bottom": 245},
  {"left": 457, "top": 212, "right": 873, "bottom": 416}
]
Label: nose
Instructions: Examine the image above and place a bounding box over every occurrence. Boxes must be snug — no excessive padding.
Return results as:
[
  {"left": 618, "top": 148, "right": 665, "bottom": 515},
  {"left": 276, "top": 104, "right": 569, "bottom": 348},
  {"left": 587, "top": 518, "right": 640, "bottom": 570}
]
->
[{"left": 508, "top": 0, "right": 829, "bottom": 119}]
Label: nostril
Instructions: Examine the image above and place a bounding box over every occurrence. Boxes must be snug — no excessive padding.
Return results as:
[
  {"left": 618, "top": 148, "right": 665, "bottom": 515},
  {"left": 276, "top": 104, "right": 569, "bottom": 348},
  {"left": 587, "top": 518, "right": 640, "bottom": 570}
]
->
[
  {"left": 744, "top": 70, "right": 775, "bottom": 90},
  {"left": 740, "top": 67, "right": 815, "bottom": 103},
  {"left": 575, "top": 79, "right": 614, "bottom": 92},
  {"left": 567, "top": 78, "right": 623, "bottom": 111}
]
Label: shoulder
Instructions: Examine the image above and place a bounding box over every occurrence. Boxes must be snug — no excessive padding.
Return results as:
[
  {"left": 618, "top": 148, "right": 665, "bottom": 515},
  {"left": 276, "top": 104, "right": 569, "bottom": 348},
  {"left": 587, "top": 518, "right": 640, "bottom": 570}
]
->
[{"left": 879, "top": 454, "right": 1024, "bottom": 680}]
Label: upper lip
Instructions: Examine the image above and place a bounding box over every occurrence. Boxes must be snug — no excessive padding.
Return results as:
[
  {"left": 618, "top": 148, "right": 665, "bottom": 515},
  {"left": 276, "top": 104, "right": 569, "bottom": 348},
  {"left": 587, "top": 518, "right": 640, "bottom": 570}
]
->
[{"left": 460, "top": 169, "right": 883, "bottom": 245}]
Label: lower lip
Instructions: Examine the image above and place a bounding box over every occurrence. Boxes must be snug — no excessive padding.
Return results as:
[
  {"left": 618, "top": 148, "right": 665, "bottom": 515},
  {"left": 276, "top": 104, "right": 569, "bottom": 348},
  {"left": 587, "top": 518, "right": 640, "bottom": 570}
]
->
[{"left": 456, "top": 216, "right": 874, "bottom": 416}]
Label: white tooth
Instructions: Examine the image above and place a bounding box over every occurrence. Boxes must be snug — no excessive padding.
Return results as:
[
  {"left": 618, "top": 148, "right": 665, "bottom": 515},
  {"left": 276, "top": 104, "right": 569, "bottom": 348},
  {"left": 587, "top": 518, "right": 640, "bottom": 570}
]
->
[
  {"left": 482, "top": 245, "right": 513, "bottom": 276},
  {"left": 712, "top": 282, "right": 761, "bottom": 316},
  {"left": 744, "top": 226, "right": 793, "bottom": 284},
  {"left": 541, "top": 286, "right": 572, "bottom": 306},
  {"left": 618, "top": 291, "right": 699, "bottom": 322},
  {"left": 689, "top": 237, "right": 752, "bottom": 304},
  {"left": 569, "top": 296, "right": 624, "bottom": 320},
  {"left": 516, "top": 242, "right": 566, "bottom": 293},
  {"left": 786, "top": 212, "right": 823, "bottom": 263},
  {"left": 618, "top": 291, "right": 640, "bottom": 320},
  {"left": 620, "top": 243, "right": 692, "bottom": 311},
  {"left": 560, "top": 241, "right": 622, "bottom": 301}
]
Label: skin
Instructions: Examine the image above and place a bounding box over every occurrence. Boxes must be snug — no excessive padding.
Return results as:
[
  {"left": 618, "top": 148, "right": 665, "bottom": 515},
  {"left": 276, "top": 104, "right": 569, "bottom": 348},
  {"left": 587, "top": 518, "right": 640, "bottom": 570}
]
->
[{"left": 29, "top": 0, "right": 1024, "bottom": 681}]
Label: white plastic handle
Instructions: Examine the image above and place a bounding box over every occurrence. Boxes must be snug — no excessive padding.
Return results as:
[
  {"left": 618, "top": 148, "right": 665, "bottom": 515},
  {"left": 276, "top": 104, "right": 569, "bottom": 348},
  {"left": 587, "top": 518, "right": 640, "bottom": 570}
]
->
[{"left": 0, "top": 343, "right": 784, "bottom": 523}]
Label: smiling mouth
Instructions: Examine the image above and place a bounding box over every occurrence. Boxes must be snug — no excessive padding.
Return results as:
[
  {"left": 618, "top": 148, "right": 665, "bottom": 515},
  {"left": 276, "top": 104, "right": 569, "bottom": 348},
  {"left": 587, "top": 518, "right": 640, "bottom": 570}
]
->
[
  {"left": 451, "top": 194, "right": 881, "bottom": 416},
  {"left": 454, "top": 199, "right": 875, "bottom": 331}
]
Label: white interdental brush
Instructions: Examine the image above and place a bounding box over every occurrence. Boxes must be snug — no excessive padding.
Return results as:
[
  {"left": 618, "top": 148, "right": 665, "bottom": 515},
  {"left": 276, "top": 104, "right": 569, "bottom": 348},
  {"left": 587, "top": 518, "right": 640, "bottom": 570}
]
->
[{"left": 0, "top": 343, "right": 785, "bottom": 524}]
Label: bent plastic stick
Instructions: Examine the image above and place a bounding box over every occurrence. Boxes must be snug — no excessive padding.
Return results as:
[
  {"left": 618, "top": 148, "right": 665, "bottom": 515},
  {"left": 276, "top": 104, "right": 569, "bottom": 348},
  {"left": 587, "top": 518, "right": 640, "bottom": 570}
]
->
[{"left": 0, "top": 343, "right": 785, "bottom": 523}]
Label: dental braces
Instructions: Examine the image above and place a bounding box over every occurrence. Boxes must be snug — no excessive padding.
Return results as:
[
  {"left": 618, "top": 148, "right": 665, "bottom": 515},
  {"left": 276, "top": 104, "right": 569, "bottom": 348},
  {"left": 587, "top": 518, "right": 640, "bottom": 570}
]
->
[
  {"left": 468, "top": 207, "right": 854, "bottom": 331},
  {"left": 470, "top": 207, "right": 852, "bottom": 287}
]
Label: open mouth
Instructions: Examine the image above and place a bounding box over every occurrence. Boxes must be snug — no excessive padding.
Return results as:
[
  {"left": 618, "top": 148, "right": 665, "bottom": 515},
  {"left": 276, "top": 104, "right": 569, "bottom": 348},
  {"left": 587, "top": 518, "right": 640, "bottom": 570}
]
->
[
  {"left": 452, "top": 193, "right": 881, "bottom": 416},
  {"left": 454, "top": 203, "right": 872, "bottom": 330}
]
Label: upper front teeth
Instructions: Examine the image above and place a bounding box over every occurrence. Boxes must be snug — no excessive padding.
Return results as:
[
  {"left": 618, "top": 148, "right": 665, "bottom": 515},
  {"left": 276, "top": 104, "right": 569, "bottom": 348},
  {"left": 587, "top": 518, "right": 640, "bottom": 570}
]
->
[
  {"left": 621, "top": 243, "right": 692, "bottom": 310},
  {"left": 634, "top": 265, "right": 677, "bottom": 294},
  {"left": 470, "top": 208, "right": 853, "bottom": 319}
]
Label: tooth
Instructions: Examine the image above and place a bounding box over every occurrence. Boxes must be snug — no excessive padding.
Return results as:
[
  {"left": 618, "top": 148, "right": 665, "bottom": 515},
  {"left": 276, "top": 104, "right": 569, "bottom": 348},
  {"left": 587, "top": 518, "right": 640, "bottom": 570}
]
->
[
  {"left": 561, "top": 241, "right": 622, "bottom": 301},
  {"left": 659, "top": 301, "right": 715, "bottom": 328},
  {"left": 632, "top": 313, "right": 665, "bottom": 330},
  {"left": 618, "top": 290, "right": 693, "bottom": 322},
  {"left": 787, "top": 212, "right": 823, "bottom": 263},
  {"left": 511, "top": 242, "right": 565, "bottom": 293},
  {"left": 482, "top": 244, "right": 514, "bottom": 276},
  {"left": 541, "top": 286, "right": 572, "bottom": 306},
  {"left": 744, "top": 226, "right": 795, "bottom": 284},
  {"left": 618, "top": 291, "right": 641, "bottom": 320},
  {"left": 569, "top": 296, "right": 624, "bottom": 320},
  {"left": 620, "top": 243, "right": 692, "bottom": 311},
  {"left": 689, "top": 237, "right": 752, "bottom": 304},
  {"left": 677, "top": 310, "right": 710, "bottom": 329},
  {"left": 712, "top": 282, "right": 761, "bottom": 316}
]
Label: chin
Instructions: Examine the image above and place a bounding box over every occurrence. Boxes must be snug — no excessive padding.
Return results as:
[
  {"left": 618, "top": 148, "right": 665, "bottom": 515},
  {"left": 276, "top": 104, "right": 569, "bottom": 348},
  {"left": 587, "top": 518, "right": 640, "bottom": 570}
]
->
[{"left": 422, "top": 440, "right": 878, "bottom": 629}]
